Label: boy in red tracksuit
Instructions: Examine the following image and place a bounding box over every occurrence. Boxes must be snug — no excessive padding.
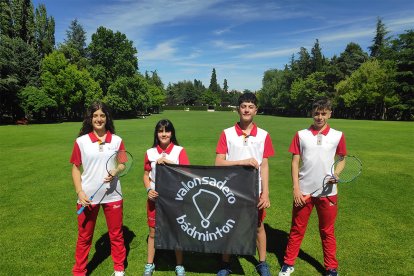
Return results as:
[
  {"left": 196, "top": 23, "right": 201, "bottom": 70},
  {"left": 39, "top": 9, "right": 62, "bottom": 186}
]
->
[
  {"left": 215, "top": 92, "right": 275, "bottom": 276},
  {"left": 279, "top": 99, "right": 346, "bottom": 276}
]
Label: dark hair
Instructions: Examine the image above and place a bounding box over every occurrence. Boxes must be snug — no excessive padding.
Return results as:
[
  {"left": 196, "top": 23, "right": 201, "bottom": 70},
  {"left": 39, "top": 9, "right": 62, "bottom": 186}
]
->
[
  {"left": 79, "top": 102, "right": 115, "bottom": 136},
  {"left": 238, "top": 92, "right": 257, "bottom": 106},
  {"left": 312, "top": 98, "right": 332, "bottom": 111},
  {"left": 152, "top": 119, "right": 180, "bottom": 147}
]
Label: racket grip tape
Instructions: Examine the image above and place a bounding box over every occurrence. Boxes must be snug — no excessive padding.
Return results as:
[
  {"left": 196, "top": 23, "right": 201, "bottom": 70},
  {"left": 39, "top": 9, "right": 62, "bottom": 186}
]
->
[
  {"left": 76, "top": 206, "right": 86, "bottom": 215},
  {"left": 76, "top": 195, "right": 94, "bottom": 215}
]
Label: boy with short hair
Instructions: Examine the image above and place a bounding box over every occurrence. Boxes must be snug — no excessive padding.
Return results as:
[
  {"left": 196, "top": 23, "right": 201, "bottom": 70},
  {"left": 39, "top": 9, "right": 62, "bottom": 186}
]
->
[
  {"left": 215, "top": 92, "right": 275, "bottom": 276},
  {"left": 278, "top": 99, "right": 346, "bottom": 276}
]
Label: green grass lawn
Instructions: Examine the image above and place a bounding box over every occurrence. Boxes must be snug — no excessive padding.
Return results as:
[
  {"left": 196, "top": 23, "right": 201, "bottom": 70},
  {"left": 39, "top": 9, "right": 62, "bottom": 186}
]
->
[{"left": 0, "top": 110, "right": 413, "bottom": 275}]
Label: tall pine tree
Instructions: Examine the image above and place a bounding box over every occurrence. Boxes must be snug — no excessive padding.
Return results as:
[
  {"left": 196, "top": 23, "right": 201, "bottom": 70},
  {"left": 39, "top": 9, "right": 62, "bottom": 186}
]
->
[
  {"left": 34, "top": 3, "right": 55, "bottom": 57},
  {"left": 59, "top": 19, "right": 87, "bottom": 68},
  {"left": 0, "top": 0, "right": 13, "bottom": 37},
  {"left": 369, "top": 17, "right": 390, "bottom": 59},
  {"left": 311, "top": 39, "right": 325, "bottom": 73},
  {"left": 11, "top": 0, "right": 35, "bottom": 44},
  {"left": 209, "top": 68, "right": 220, "bottom": 94}
]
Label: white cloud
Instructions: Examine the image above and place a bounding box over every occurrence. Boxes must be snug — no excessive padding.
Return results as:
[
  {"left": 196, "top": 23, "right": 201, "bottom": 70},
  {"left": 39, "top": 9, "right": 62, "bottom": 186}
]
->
[
  {"left": 319, "top": 29, "right": 374, "bottom": 43},
  {"left": 242, "top": 47, "right": 300, "bottom": 59},
  {"left": 211, "top": 1, "right": 305, "bottom": 22},
  {"left": 213, "top": 26, "right": 233, "bottom": 35},
  {"left": 141, "top": 40, "right": 178, "bottom": 60},
  {"left": 388, "top": 16, "right": 414, "bottom": 26},
  {"left": 212, "top": 40, "right": 250, "bottom": 50},
  {"left": 82, "top": 0, "right": 223, "bottom": 41}
]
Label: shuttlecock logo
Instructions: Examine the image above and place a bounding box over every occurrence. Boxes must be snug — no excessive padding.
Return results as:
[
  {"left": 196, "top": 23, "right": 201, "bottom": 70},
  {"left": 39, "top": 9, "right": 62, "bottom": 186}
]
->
[
  {"left": 192, "top": 189, "right": 220, "bottom": 228},
  {"left": 174, "top": 176, "right": 237, "bottom": 242}
]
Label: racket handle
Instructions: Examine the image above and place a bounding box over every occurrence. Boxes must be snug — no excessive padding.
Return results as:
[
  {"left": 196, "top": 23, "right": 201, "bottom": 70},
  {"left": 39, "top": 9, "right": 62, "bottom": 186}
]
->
[
  {"left": 76, "top": 195, "right": 94, "bottom": 215},
  {"left": 76, "top": 206, "right": 86, "bottom": 215},
  {"left": 75, "top": 183, "right": 105, "bottom": 215}
]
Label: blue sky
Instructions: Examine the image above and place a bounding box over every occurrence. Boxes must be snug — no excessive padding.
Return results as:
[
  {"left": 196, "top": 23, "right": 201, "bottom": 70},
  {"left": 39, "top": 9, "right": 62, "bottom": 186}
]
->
[{"left": 32, "top": 0, "right": 414, "bottom": 91}]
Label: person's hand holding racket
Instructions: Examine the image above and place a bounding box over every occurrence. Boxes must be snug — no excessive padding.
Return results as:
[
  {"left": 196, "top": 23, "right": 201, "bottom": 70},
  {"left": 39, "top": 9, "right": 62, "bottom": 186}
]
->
[
  {"left": 77, "top": 150, "right": 133, "bottom": 215},
  {"left": 77, "top": 190, "right": 91, "bottom": 207},
  {"left": 104, "top": 162, "right": 126, "bottom": 182},
  {"left": 303, "top": 155, "right": 362, "bottom": 201}
]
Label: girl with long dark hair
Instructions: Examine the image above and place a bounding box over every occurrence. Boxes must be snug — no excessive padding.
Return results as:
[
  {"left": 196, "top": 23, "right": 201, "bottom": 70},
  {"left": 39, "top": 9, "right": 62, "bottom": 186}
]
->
[{"left": 70, "top": 102, "right": 126, "bottom": 276}]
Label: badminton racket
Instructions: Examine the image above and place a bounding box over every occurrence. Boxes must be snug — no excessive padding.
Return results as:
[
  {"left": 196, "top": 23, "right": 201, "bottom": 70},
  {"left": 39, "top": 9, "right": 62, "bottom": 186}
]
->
[
  {"left": 303, "top": 155, "right": 362, "bottom": 200},
  {"left": 77, "top": 150, "right": 133, "bottom": 215}
]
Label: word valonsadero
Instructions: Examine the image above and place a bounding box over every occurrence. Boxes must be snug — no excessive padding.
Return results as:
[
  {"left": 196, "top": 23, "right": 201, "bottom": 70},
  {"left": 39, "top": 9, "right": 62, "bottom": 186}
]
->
[{"left": 155, "top": 164, "right": 258, "bottom": 255}]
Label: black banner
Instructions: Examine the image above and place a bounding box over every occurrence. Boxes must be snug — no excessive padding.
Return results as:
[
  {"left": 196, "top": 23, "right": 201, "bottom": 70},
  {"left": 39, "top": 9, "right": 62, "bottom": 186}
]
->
[{"left": 155, "top": 164, "right": 258, "bottom": 255}]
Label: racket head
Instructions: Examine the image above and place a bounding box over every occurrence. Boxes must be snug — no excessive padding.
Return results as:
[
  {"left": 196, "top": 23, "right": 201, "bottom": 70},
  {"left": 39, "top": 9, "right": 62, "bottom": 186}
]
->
[
  {"left": 106, "top": 150, "right": 134, "bottom": 177},
  {"left": 332, "top": 155, "right": 362, "bottom": 183}
]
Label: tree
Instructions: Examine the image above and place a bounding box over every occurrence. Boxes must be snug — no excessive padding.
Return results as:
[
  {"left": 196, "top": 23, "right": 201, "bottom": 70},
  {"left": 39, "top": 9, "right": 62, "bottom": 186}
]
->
[
  {"left": 0, "top": 0, "right": 13, "bottom": 37},
  {"left": 259, "top": 69, "right": 292, "bottom": 115},
  {"left": 65, "top": 66, "right": 103, "bottom": 119},
  {"left": 193, "top": 79, "right": 206, "bottom": 105},
  {"left": 259, "top": 69, "right": 279, "bottom": 113},
  {"left": 208, "top": 68, "right": 220, "bottom": 96},
  {"left": 165, "top": 83, "right": 175, "bottom": 105},
  {"left": 105, "top": 74, "right": 151, "bottom": 117},
  {"left": 88, "top": 26, "right": 138, "bottom": 93},
  {"left": 369, "top": 17, "right": 391, "bottom": 59},
  {"left": 147, "top": 83, "right": 165, "bottom": 113},
  {"left": 220, "top": 78, "right": 229, "bottom": 106},
  {"left": 164, "top": 80, "right": 206, "bottom": 106},
  {"left": 293, "top": 47, "right": 312, "bottom": 79},
  {"left": 335, "top": 59, "right": 396, "bottom": 119},
  {"left": 201, "top": 89, "right": 220, "bottom": 106},
  {"left": 311, "top": 39, "right": 325, "bottom": 73},
  {"left": 146, "top": 70, "right": 164, "bottom": 90},
  {"left": 170, "top": 81, "right": 197, "bottom": 106},
  {"left": 290, "top": 72, "right": 329, "bottom": 116},
  {"left": 391, "top": 30, "right": 414, "bottom": 120},
  {"left": 11, "top": 0, "right": 35, "bottom": 44},
  {"left": 223, "top": 79, "right": 228, "bottom": 93},
  {"left": 19, "top": 85, "right": 57, "bottom": 120},
  {"left": 226, "top": 90, "right": 242, "bottom": 106},
  {"left": 64, "top": 19, "right": 86, "bottom": 55},
  {"left": 59, "top": 19, "right": 87, "bottom": 68},
  {"left": 0, "top": 34, "right": 39, "bottom": 121},
  {"left": 142, "top": 70, "right": 165, "bottom": 112},
  {"left": 34, "top": 4, "right": 55, "bottom": 57},
  {"left": 40, "top": 51, "right": 102, "bottom": 120},
  {"left": 336, "top": 42, "right": 368, "bottom": 79},
  {"left": 323, "top": 55, "right": 343, "bottom": 94}
]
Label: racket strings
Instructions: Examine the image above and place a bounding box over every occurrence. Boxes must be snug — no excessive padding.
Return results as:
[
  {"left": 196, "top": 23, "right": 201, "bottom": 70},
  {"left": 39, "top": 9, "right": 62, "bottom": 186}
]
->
[
  {"left": 107, "top": 150, "right": 134, "bottom": 177},
  {"left": 116, "top": 155, "right": 133, "bottom": 177},
  {"left": 334, "top": 156, "right": 362, "bottom": 183}
]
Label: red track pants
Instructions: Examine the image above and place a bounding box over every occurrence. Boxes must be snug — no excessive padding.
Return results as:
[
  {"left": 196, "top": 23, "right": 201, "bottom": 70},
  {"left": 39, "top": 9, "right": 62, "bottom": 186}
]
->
[
  {"left": 72, "top": 200, "right": 125, "bottom": 276},
  {"left": 283, "top": 195, "right": 338, "bottom": 270}
]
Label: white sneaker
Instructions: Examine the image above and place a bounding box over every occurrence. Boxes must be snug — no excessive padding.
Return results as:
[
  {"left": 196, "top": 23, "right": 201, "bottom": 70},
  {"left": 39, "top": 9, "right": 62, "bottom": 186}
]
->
[
  {"left": 279, "top": 264, "right": 294, "bottom": 276},
  {"left": 143, "top": 263, "right": 155, "bottom": 276},
  {"left": 113, "top": 271, "right": 125, "bottom": 276},
  {"left": 175, "top": 265, "right": 186, "bottom": 276}
]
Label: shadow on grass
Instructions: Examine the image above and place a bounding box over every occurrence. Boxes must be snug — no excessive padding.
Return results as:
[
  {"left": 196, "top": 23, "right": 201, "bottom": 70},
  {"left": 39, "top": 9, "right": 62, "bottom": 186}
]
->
[
  {"left": 85, "top": 223, "right": 324, "bottom": 275},
  {"left": 86, "top": 225, "right": 136, "bottom": 275},
  {"left": 153, "top": 249, "right": 246, "bottom": 275},
  {"left": 254, "top": 223, "right": 325, "bottom": 274},
  {"left": 149, "top": 224, "right": 325, "bottom": 274}
]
